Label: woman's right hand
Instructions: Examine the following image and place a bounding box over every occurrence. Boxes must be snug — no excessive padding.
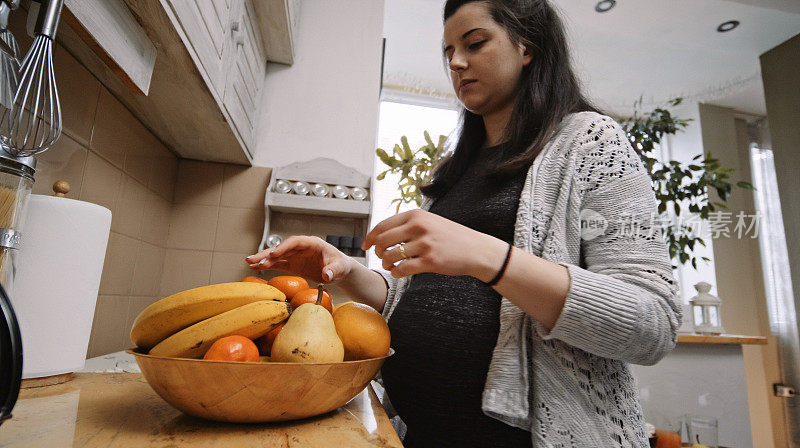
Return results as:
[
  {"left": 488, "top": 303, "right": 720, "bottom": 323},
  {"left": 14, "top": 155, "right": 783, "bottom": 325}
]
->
[{"left": 245, "top": 236, "right": 353, "bottom": 284}]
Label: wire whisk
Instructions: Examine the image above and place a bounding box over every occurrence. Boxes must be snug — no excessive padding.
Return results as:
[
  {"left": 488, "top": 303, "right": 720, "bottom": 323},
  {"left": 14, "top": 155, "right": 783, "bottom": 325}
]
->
[{"left": 0, "top": 0, "right": 63, "bottom": 157}]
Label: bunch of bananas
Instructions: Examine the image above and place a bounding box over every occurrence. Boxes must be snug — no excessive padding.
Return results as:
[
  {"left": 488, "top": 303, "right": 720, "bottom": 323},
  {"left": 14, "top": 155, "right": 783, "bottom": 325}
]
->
[{"left": 130, "top": 282, "right": 291, "bottom": 359}]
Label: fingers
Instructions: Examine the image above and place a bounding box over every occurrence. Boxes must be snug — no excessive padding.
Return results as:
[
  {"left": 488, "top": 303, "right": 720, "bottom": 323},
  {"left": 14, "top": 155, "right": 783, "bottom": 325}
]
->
[
  {"left": 321, "top": 258, "right": 348, "bottom": 283},
  {"left": 380, "top": 241, "right": 420, "bottom": 271},
  {"left": 245, "top": 248, "right": 272, "bottom": 264},
  {"left": 389, "top": 256, "right": 424, "bottom": 278},
  {"left": 248, "top": 258, "right": 288, "bottom": 271},
  {"left": 270, "top": 235, "right": 320, "bottom": 258},
  {"left": 245, "top": 236, "right": 321, "bottom": 268},
  {"left": 363, "top": 210, "right": 419, "bottom": 250},
  {"left": 372, "top": 224, "right": 416, "bottom": 258}
]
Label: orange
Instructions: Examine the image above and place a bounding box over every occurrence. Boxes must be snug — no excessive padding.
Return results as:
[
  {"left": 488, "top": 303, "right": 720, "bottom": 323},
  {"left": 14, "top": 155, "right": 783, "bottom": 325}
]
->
[
  {"left": 652, "top": 430, "right": 681, "bottom": 448},
  {"left": 203, "top": 335, "right": 260, "bottom": 362},
  {"left": 332, "top": 302, "right": 390, "bottom": 361},
  {"left": 268, "top": 276, "right": 309, "bottom": 300},
  {"left": 241, "top": 276, "right": 269, "bottom": 284},
  {"left": 254, "top": 323, "right": 285, "bottom": 356},
  {"left": 290, "top": 288, "right": 333, "bottom": 314}
]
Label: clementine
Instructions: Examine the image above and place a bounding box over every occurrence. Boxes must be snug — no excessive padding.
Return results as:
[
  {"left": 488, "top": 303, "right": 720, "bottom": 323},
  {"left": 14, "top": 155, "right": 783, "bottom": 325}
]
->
[
  {"left": 203, "top": 335, "right": 260, "bottom": 362},
  {"left": 240, "top": 276, "right": 269, "bottom": 284},
  {"left": 254, "top": 322, "right": 285, "bottom": 356},
  {"left": 290, "top": 288, "right": 333, "bottom": 314},
  {"left": 268, "top": 276, "right": 309, "bottom": 300}
]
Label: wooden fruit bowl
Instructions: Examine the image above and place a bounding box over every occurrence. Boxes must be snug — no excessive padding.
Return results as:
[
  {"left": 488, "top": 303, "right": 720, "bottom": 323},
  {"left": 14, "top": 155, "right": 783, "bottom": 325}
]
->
[{"left": 126, "top": 348, "right": 393, "bottom": 423}]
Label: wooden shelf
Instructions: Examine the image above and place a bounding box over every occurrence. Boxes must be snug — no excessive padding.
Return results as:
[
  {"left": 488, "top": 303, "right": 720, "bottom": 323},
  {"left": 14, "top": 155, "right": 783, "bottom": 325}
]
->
[
  {"left": 268, "top": 194, "right": 370, "bottom": 217},
  {"left": 259, "top": 158, "right": 372, "bottom": 253},
  {"left": 677, "top": 333, "right": 768, "bottom": 345}
]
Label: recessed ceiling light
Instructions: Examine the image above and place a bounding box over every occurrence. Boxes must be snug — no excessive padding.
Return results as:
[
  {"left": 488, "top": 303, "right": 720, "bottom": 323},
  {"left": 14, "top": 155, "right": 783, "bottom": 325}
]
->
[
  {"left": 595, "top": 0, "right": 616, "bottom": 13},
  {"left": 717, "top": 20, "right": 740, "bottom": 32}
]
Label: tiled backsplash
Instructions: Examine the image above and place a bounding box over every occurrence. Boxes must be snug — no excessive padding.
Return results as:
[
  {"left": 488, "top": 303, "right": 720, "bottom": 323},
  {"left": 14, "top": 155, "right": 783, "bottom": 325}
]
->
[
  {"left": 25, "top": 14, "right": 364, "bottom": 360},
  {"left": 31, "top": 39, "right": 180, "bottom": 357},
  {"left": 28, "top": 32, "right": 276, "bottom": 358},
  {"left": 160, "top": 161, "right": 271, "bottom": 299}
]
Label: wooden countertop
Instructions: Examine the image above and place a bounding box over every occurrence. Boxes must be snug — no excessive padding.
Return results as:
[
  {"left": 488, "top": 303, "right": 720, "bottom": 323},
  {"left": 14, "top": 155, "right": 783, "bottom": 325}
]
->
[
  {"left": 677, "top": 333, "right": 768, "bottom": 345},
  {"left": 0, "top": 373, "right": 403, "bottom": 448}
]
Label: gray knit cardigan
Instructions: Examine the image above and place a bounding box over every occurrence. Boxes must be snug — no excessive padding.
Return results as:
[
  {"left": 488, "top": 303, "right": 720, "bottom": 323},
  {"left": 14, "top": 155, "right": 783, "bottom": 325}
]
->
[{"left": 379, "top": 112, "right": 682, "bottom": 447}]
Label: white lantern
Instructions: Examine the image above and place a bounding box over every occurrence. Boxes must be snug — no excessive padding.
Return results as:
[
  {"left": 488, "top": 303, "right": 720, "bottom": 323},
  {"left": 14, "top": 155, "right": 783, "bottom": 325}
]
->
[{"left": 689, "top": 282, "right": 724, "bottom": 335}]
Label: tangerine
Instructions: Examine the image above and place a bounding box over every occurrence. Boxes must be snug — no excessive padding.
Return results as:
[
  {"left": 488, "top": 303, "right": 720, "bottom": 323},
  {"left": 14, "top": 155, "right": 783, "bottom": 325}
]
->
[
  {"left": 268, "top": 276, "right": 309, "bottom": 300},
  {"left": 254, "top": 322, "right": 285, "bottom": 356},
  {"left": 203, "top": 335, "right": 260, "bottom": 362},
  {"left": 290, "top": 288, "right": 333, "bottom": 314},
  {"left": 240, "top": 276, "right": 269, "bottom": 284}
]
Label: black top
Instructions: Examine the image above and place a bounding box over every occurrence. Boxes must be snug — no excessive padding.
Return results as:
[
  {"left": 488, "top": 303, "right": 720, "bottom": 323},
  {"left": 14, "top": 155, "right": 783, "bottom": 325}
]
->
[{"left": 381, "top": 144, "right": 530, "bottom": 447}]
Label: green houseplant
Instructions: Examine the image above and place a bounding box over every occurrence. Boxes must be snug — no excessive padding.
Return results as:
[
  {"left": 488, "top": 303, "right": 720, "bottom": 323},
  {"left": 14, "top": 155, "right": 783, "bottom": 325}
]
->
[{"left": 375, "top": 98, "right": 752, "bottom": 268}]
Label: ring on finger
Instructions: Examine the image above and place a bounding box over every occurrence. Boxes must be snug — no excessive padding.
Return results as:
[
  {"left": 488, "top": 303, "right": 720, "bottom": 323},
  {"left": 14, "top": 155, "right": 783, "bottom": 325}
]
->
[{"left": 398, "top": 244, "right": 408, "bottom": 260}]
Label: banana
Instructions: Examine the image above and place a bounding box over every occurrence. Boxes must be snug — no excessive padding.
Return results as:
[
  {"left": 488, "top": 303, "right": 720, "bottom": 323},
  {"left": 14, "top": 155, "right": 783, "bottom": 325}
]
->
[
  {"left": 131, "top": 282, "right": 286, "bottom": 349},
  {"left": 149, "top": 300, "right": 292, "bottom": 359}
]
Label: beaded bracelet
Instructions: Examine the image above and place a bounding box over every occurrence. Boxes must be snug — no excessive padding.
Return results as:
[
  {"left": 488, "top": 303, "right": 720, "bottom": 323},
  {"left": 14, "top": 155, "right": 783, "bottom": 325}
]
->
[{"left": 486, "top": 243, "right": 513, "bottom": 287}]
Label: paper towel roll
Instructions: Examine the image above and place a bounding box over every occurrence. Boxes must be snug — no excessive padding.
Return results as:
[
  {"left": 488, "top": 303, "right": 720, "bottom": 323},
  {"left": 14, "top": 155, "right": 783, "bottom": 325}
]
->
[{"left": 10, "top": 194, "right": 111, "bottom": 379}]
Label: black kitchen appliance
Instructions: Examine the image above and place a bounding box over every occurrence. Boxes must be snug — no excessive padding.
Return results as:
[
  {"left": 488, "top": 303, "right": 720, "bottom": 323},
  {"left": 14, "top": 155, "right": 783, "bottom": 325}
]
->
[{"left": 0, "top": 281, "right": 22, "bottom": 426}]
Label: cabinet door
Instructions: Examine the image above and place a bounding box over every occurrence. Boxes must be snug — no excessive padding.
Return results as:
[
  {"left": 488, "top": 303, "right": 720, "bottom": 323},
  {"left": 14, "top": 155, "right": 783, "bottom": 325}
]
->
[
  {"left": 223, "top": 0, "right": 266, "bottom": 154},
  {"left": 163, "top": 0, "right": 234, "bottom": 96}
]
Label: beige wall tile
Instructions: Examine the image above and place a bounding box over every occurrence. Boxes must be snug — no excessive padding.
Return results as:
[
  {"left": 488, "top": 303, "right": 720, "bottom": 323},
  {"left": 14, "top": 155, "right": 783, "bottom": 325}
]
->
[
  {"left": 166, "top": 204, "right": 219, "bottom": 251},
  {"left": 98, "top": 232, "right": 139, "bottom": 296},
  {"left": 149, "top": 155, "right": 179, "bottom": 201},
  {"left": 123, "top": 152, "right": 152, "bottom": 187},
  {"left": 53, "top": 45, "right": 100, "bottom": 147},
  {"left": 124, "top": 296, "right": 158, "bottom": 347},
  {"left": 5, "top": 6, "right": 32, "bottom": 52},
  {"left": 79, "top": 151, "right": 123, "bottom": 221},
  {"left": 221, "top": 165, "right": 271, "bottom": 209},
  {"left": 127, "top": 118, "right": 163, "bottom": 158},
  {"left": 123, "top": 117, "right": 172, "bottom": 186},
  {"left": 210, "top": 251, "right": 255, "bottom": 284},
  {"left": 141, "top": 192, "right": 172, "bottom": 247},
  {"left": 31, "top": 134, "right": 87, "bottom": 199},
  {"left": 130, "top": 133, "right": 175, "bottom": 191},
  {"left": 132, "top": 242, "right": 165, "bottom": 297},
  {"left": 87, "top": 295, "right": 129, "bottom": 358},
  {"left": 112, "top": 175, "right": 149, "bottom": 239},
  {"left": 214, "top": 207, "right": 264, "bottom": 254},
  {"left": 159, "top": 249, "right": 213, "bottom": 296},
  {"left": 173, "top": 160, "right": 224, "bottom": 206},
  {"left": 90, "top": 89, "right": 135, "bottom": 169}
]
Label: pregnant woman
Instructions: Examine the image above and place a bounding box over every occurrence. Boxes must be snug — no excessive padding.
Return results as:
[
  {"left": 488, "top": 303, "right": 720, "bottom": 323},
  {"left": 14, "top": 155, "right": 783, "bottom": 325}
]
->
[{"left": 247, "top": 1, "right": 681, "bottom": 446}]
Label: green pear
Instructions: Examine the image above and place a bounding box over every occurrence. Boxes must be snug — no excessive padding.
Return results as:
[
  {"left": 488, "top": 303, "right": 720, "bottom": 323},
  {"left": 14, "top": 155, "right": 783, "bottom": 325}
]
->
[{"left": 271, "top": 301, "right": 344, "bottom": 363}]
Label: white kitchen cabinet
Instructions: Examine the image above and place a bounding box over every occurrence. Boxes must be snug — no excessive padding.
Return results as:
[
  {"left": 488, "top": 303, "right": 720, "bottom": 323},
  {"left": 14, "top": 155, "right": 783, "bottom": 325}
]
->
[
  {"left": 222, "top": 0, "right": 267, "bottom": 152},
  {"left": 162, "top": 0, "right": 233, "bottom": 98},
  {"left": 253, "top": 0, "right": 301, "bottom": 64},
  {"left": 161, "top": 0, "right": 266, "bottom": 157},
  {"left": 55, "top": 0, "right": 299, "bottom": 165}
]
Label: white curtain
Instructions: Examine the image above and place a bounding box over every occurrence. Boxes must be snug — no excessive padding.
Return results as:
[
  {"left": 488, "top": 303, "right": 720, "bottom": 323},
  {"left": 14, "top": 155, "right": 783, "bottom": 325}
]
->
[{"left": 751, "top": 144, "right": 800, "bottom": 444}]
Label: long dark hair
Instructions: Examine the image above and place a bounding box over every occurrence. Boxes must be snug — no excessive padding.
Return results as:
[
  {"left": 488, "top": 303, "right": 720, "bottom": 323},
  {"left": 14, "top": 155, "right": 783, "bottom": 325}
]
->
[{"left": 420, "top": 0, "right": 598, "bottom": 198}]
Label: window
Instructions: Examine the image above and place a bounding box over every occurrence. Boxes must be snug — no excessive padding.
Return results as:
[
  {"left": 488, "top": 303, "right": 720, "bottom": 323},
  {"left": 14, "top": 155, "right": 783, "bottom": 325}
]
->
[{"left": 369, "top": 101, "right": 459, "bottom": 269}]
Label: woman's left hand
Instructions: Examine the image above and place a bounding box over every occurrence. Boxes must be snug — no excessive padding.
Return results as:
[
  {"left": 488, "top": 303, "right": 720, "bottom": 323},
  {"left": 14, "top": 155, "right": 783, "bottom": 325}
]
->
[{"left": 362, "top": 209, "right": 506, "bottom": 280}]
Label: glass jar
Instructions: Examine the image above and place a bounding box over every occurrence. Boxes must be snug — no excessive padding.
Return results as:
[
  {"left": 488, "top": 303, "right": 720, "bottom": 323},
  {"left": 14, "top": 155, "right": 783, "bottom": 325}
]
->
[{"left": 0, "top": 152, "right": 35, "bottom": 293}]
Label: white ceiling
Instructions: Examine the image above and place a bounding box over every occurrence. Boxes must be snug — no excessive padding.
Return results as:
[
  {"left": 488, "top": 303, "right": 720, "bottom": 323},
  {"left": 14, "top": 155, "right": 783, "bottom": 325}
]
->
[{"left": 382, "top": 0, "right": 800, "bottom": 116}]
